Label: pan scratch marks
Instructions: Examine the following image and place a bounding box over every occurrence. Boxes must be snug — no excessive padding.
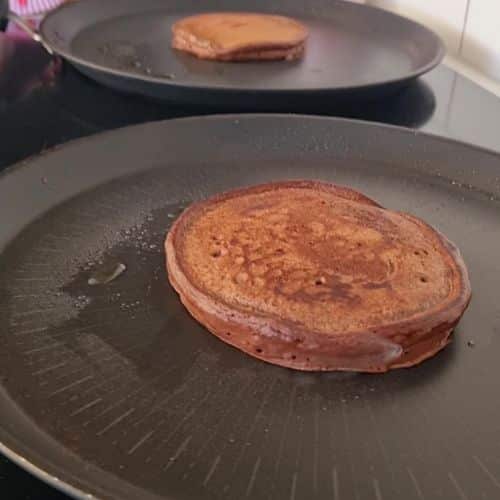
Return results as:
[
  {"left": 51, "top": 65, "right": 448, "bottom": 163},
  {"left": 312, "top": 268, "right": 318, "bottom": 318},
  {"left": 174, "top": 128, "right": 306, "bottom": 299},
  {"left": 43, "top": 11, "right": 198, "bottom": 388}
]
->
[
  {"left": 92, "top": 201, "right": 122, "bottom": 213},
  {"left": 14, "top": 277, "right": 50, "bottom": 282},
  {"left": 246, "top": 456, "right": 261, "bottom": 497},
  {"left": 365, "top": 398, "right": 397, "bottom": 493},
  {"left": 341, "top": 399, "right": 359, "bottom": 500},
  {"left": 13, "top": 308, "right": 60, "bottom": 318},
  {"left": 184, "top": 378, "right": 255, "bottom": 481},
  {"left": 203, "top": 455, "right": 221, "bottom": 487},
  {"left": 45, "top": 234, "right": 75, "bottom": 242},
  {"left": 160, "top": 407, "right": 197, "bottom": 446},
  {"left": 313, "top": 395, "right": 320, "bottom": 495},
  {"left": 128, "top": 430, "right": 154, "bottom": 455},
  {"left": 52, "top": 337, "right": 150, "bottom": 390},
  {"left": 448, "top": 472, "right": 469, "bottom": 500},
  {"left": 70, "top": 398, "right": 102, "bottom": 417},
  {"left": 11, "top": 294, "right": 44, "bottom": 299},
  {"left": 24, "top": 343, "right": 60, "bottom": 355},
  {"left": 194, "top": 377, "right": 254, "bottom": 459},
  {"left": 406, "top": 467, "right": 425, "bottom": 500},
  {"left": 274, "top": 384, "right": 297, "bottom": 474},
  {"left": 18, "top": 262, "right": 51, "bottom": 268},
  {"left": 231, "top": 377, "right": 277, "bottom": 473},
  {"left": 373, "top": 478, "right": 383, "bottom": 500},
  {"left": 32, "top": 361, "right": 67, "bottom": 376},
  {"left": 14, "top": 326, "right": 48, "bottom": 337},
  {"left": 84, "top": 372, "right": 165, "bottom": 427},
  {"left": 290, "top": 409, "right": 304, "bottom": 500},
  {"left": 77, "top": 369, "right": 130, "bottom": 401},
  {"left": 289, "top": 472, "right": 297, "bottom": 500},
  {"left": 473, "top": 455, "right": 500, "bottom": 489},
  {"left": 22, "top": 321, "right": 108, "bottom": 340},
  {"left": 332, "top": 466, "right": 339, "bottom": 500},
  {"left": 49, "top": 375, "right": 93, "bottom": 397},
  {"left": 97, "top": 407, "right": 136, "bottom": 436},
  {"left": 36, "top": 246, "right": 62, "bottom": 254},
  {"left": 164, "top": 435, "right": 192, "bottom": 471},
  {"left": 131, "top": 357, "right": 202, "bottom": 427},
  {"left": 156, "top": 391, "right": 212, "bottom": 455},
  {"left": 57, "top": 220, "right": 87, "bottom": 229}
]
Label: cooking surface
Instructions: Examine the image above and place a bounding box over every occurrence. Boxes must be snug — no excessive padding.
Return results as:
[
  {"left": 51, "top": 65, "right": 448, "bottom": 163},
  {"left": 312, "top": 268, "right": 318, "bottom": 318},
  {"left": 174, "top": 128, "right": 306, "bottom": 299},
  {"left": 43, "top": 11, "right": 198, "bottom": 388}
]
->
[
  {"left": 2, "top": 17, "right": 500, "bottom": 500},
  {"left": 1, "top": 115, "right": 500, "bottom": 500}
]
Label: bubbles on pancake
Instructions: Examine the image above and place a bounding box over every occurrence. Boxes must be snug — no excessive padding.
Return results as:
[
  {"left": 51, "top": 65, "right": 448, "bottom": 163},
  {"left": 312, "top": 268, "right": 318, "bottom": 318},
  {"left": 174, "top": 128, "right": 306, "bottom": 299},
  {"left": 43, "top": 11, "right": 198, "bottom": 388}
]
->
[
  {"left": 210, "top": 246, "right": 227, "bottom": 258},
  {"left": 254, "top": 277, "right": 266, "bottom": 287},
  {"left": 235, "top": 272, "right": 249, "bottom": 284}
]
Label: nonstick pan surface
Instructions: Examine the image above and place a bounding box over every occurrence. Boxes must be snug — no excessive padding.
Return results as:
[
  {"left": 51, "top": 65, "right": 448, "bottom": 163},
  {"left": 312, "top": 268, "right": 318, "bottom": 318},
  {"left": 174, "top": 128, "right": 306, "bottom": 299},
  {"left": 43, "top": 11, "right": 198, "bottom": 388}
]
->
[
  {"left": 1, "top": 115, "right": 500, "bottom": 500},
  {"left": 39, "top": 0, "right": 444, "bottom": 108}
]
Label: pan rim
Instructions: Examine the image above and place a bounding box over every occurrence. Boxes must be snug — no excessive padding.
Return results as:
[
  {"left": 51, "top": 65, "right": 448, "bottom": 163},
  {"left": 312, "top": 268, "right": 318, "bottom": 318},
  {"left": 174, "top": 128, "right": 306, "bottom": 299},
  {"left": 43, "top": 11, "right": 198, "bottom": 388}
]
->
[
  {"left": 2, "top": 114, "right": 499, "bottom": 186},
  {"left": 38, "top": 0, "right": 445, "bottom": 93},
  {"left": 0, "top": 440, "right": 95, "bottom": 500}
]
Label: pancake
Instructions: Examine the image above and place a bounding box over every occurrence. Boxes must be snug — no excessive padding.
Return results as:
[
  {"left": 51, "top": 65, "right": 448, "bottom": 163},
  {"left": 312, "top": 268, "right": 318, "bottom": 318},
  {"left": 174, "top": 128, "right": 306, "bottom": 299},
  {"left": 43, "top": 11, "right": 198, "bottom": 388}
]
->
[
  {"left": 171, "top": 13, "right": 308, "bottom": 61},
  {"left": 165, "top": 180, "right": 471, "bottom": 372}
]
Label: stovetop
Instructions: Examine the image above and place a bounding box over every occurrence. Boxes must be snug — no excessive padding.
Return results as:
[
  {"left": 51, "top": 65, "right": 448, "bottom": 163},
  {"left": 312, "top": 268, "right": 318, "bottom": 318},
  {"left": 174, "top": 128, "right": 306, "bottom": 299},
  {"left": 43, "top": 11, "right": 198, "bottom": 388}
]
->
[{"left": 1, "top": 26, "right": 500, "bottom": 500}]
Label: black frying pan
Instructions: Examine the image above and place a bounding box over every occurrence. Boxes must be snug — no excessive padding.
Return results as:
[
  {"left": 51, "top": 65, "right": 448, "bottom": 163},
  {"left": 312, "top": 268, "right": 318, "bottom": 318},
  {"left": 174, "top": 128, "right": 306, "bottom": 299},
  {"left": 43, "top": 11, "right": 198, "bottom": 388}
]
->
[
  {"left": 1, "top": 115, "right": 500, "bottom": 500},
  {"left": 3, "top": 0, "right": 444, "bottom": 108}
]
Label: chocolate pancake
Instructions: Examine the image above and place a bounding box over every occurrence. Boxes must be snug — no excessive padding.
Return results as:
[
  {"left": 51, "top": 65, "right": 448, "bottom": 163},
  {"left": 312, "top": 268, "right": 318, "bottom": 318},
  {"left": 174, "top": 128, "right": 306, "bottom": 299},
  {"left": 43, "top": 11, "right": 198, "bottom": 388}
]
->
[
  {"left": 165, "top": 181, "right": 471, "bottom": 372},
  {"left": 171, "top": 13, "right": 308, "bottom": 61}
]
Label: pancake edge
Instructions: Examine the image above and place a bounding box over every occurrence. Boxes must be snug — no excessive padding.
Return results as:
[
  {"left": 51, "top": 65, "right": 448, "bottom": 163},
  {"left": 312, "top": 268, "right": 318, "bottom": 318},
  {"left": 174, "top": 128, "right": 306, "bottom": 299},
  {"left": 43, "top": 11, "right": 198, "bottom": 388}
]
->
[{"left": 165, "top": 180, "right": 471, "bottom": 372}]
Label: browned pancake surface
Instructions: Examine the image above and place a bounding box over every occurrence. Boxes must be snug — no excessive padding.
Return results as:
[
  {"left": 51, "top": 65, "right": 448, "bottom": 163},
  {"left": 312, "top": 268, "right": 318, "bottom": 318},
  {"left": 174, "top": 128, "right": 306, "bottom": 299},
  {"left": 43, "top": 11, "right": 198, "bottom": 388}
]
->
[
  {"left": 172, "top": 12, "right": 308, "bottom": 61},
  {"left": 166, "top": 181, "right": 471, "bottom": 372}
]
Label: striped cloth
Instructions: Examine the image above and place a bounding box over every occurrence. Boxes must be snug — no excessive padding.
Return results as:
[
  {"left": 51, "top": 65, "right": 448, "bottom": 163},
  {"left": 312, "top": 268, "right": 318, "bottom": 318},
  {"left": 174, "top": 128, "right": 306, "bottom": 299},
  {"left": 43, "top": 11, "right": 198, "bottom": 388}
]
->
[{"left": 9, "top": 0, "right": 65, "bottom": 16}]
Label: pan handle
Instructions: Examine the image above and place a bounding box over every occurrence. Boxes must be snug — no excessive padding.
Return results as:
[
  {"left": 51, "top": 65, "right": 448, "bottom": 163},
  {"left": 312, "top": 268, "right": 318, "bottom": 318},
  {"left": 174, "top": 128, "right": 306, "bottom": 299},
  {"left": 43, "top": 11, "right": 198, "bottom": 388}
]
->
[{"left": 1, "top": 4, "right": 53, "bottom": 54}]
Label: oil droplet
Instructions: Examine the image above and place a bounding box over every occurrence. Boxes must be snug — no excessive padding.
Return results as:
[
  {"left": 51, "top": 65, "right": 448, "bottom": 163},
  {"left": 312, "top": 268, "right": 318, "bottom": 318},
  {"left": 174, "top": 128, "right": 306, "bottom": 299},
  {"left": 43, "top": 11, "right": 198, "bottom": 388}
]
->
[{"left": 88, "top": 262, "right": 126, "bottom": 285}]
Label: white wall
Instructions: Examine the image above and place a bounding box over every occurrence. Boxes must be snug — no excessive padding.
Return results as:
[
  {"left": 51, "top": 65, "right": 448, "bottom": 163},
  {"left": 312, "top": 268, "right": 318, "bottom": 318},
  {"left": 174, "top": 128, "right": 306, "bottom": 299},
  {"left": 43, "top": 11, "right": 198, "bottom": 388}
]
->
[{"left": 367, "top": 0, "right": 500, "bottom": 83}]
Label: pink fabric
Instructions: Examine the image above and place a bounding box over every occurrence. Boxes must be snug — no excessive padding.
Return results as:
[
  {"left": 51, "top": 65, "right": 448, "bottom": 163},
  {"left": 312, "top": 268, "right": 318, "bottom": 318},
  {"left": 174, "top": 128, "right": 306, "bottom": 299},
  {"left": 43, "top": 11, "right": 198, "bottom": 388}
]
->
[{"left": 9, "top": 0, "right": 65, "bottom": 16}]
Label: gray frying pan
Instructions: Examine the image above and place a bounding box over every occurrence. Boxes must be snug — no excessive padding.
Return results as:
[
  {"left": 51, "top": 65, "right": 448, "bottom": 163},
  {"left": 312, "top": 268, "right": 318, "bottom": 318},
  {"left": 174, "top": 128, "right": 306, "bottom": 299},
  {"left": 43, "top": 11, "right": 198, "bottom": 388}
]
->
[
  {"left": 0, "top": 114, "right": 500, "bottom": 500},
  {"left": 2, "top": 0, "right": 444, "bottom": 108}
]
